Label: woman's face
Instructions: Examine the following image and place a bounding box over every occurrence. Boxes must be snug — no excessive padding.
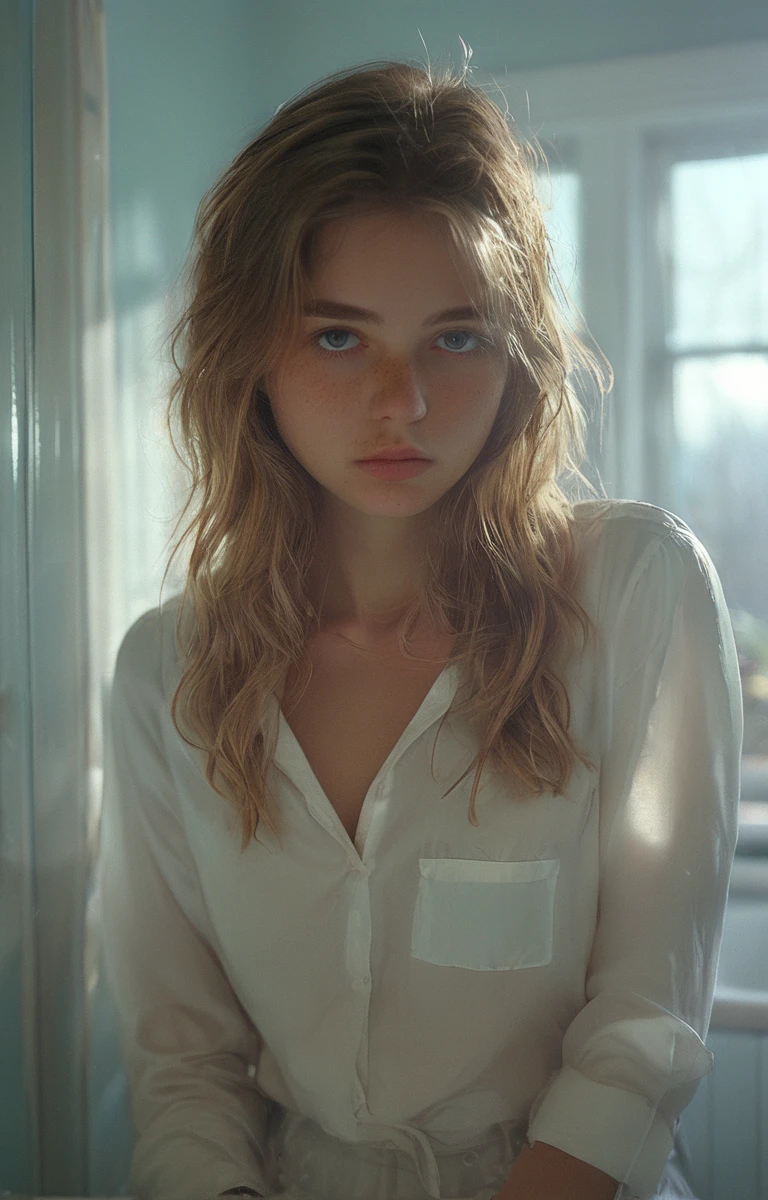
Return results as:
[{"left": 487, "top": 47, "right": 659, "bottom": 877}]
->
[{"left": 264, "top": 209, "right": 511, "bottom": 521}]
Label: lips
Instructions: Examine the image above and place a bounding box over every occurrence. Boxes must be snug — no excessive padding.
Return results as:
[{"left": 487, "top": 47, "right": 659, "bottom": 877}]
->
[
  {"left": 357, "top": 448, "right": 430, "bottom": 461},
  {"left": 356, "top": 457, "right": 432, "bottom": 478}
]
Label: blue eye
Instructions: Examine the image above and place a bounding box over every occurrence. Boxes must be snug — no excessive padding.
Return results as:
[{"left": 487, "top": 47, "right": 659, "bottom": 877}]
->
[
  {"left": 314, "top": 329, "right": 361, "bottom": 355},
  {"left": 311, "top": 328, "right": 488, "bottom": 358}
]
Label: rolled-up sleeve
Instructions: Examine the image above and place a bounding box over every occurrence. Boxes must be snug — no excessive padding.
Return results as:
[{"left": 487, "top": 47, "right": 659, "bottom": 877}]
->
[
  {"left": 94, "top": 610, "right": 273, "bottom": 1200},
  {"left": 526, "top": 525, "right": 744, "bottom": 1199}
]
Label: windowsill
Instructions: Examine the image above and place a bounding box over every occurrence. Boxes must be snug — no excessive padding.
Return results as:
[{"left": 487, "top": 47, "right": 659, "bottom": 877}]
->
[
  {"left": 729, "top": 851, "right": 768, "bottom": 898},
  {"left": 734, "top": 797, "right": 768, "bottom": 877}
]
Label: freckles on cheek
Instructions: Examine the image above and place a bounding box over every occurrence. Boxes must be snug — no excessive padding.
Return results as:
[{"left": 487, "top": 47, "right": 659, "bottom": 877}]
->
[
  {"left": 304, "top": 374, "right": 349, "bottom": 415},
  {"left": 302, "top": 384, "right": 336, "bottom": 419}
]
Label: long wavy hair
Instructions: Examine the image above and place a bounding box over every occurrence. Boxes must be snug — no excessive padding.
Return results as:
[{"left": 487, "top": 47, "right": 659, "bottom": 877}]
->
[{"left": 160, "top": 54, "right": 614, "bottom": 854}]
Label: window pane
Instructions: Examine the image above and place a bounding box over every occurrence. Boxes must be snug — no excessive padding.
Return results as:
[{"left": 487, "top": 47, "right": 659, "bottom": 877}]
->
[
  {"left": 669, "top": 154, "right": 768, "bottom": 351},
  {"left": 672, "top": 353, "right": 768, "bottom": 617},
  {"left": 671, "top": 352, "right": 768, "bottom": 810},
  {"left": 534, "top": 166, "right": 583, "bottom": 323}
]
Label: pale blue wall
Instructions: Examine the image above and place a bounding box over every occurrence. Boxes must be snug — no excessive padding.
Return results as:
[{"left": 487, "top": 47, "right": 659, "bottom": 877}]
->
[{"left": 104, "top": 0, "right": 768, "bottom": 303}]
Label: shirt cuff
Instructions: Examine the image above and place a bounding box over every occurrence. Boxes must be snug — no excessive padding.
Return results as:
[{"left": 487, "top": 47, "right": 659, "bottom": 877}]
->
[{"left": 526, "top": 1065, "right": 679, "bottom": 1200}]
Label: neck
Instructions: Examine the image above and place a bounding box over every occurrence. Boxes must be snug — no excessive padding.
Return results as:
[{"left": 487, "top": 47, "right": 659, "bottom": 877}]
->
[{"left": 305, "top": 497, "right": 437, "bottom": 634}]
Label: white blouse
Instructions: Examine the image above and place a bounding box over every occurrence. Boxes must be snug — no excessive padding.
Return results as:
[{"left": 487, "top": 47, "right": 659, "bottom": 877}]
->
[{"left": 94, "top": 499, "right": 743, "bottom": 1200}]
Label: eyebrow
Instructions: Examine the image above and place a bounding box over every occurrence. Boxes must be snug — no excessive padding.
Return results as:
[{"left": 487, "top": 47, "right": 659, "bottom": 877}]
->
[{"left": 302, "top": 299, "right": 489, "bottom": 326}]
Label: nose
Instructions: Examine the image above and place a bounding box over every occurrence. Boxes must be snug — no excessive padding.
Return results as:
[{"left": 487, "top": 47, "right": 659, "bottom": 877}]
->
[{"left": 367, "top": 359, "right": 429, "bottom": 420}]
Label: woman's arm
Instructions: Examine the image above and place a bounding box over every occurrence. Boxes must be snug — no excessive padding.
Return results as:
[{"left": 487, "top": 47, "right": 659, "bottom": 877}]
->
[
  {"left": 493, "top": 1140, "right": 619, "bottom": 1200},
  {"left": 97, "top": 610, "right": 273, "bottom": 1200},
  {"left": 498, "top": 525, "right": 742, "bottom": 1198}
]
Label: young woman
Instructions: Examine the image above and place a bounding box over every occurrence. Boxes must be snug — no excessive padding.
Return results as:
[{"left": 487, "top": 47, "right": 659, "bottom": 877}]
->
[{"left": 95, "top": 56, "right": 743, "bottom": 1200}]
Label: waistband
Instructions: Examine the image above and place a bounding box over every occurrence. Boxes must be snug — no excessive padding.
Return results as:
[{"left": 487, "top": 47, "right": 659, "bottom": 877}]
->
[{"left": 273, "top": 1105, "right": 529, "bottom": 1199}]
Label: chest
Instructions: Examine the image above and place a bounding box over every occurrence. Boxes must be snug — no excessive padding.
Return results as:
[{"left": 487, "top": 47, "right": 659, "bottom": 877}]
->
[{"left": 280, "top": 634, "right": 456, "bottom": 844}]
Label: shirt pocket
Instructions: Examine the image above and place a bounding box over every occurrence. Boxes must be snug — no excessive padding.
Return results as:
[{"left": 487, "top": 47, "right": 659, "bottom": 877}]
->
[{"left": 411, "top": 857, "right": 560, "bottom": 971}]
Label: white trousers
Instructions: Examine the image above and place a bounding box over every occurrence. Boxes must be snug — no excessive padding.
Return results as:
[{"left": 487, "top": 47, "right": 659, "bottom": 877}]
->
[{"left": 261, "top": 1101, "right": 699, "bottom": 1200}]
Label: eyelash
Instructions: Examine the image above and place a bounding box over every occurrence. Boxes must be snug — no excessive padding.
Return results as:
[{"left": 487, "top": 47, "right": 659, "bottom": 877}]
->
[{"left": 310, "top": 327, "right": 491, "bottom": 359}]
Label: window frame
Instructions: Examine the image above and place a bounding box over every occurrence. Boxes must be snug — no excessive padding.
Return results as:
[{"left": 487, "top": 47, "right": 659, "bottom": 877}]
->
[{"left": 477, "top": 41, "right": 768, "bottom": 850}]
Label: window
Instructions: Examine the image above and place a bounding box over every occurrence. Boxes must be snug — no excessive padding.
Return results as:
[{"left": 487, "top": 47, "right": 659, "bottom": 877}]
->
[
  {"left": 650, "top": 138, "right": 768, "bottom": 842},
  {"left": 488, "top": 41, "right": 768, "bottom": 847}
]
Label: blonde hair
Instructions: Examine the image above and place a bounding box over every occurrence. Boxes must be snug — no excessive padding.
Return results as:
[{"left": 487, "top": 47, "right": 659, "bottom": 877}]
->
[{"left": 160, "top": 55, "right": 614, "bottom": 853}]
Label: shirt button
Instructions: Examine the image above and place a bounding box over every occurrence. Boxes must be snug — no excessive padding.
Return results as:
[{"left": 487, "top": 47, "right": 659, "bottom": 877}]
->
[{"left": 462, "top": 1151, "right": 478, "bottom": 1166}]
